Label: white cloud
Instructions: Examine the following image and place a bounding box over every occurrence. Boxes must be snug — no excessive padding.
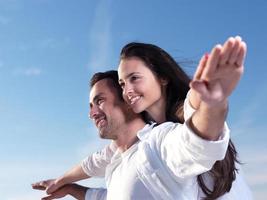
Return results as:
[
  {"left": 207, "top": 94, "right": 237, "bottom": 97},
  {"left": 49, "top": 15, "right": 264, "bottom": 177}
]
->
[
  {"left": 0, "top": 15, "right": 10, "bottom": 25},
  {"left": 0, "top": 159, "right": 105, "bottom": 200},
  {"left": 87, "top": 0, "right": 113, "bottom": 72},
  {"left": 242, "top": 151, "right": 267, "bottom": 164},
  {"left": 0, "top": 161, "right": 67, "bottom": 200},
  {"left": 253, "top": 189, "right": 267, "bottom": 200},
  {"left": 17, "top": 37, "right": 71, "bottom": 52},
  {"left": 40, "top": 38, "right": 57, "bottom": 49},
  {"left": 39, "top": 37, "right": 70, "bottom": 49},
  {"left": 76, "top": 125, "right": 110, "bottom": 158},
  {"left": 241, "top": 150, "right": 267, "bottom": 185},
  {"left": 13, "top": 67, "right": 42, "bottom": 76},
  {"left": 247, "top": 172, "right": 267, "bottom": 186},
  {"left": 230, "top": 102, "right": 260, "bottom": 138},
  {"left": 227, "top": 85, "right": 267, "bottom": 197},
  {"left": 0, "top": 0, "right": 21, "bottom": 11},
  {"left": 77, "top": 136, "right": 111, "bottom": 158},
  {"left": 5, "top": 193, "right": 43, "bottom": 200},
  {"left": 17, "top": 44, "right": 30, "bottom": 51},
  {"left": 24, "top": 67, "right": 42, "bottom": 76},
  {"left": 229, "top": 85, "right": 267, "bottom": 148}
]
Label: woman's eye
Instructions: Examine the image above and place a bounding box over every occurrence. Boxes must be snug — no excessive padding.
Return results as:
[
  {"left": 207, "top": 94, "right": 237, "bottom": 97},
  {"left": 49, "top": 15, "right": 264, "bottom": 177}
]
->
[{"left": 131, "top": 76, "right": 139, "bottom": 81}]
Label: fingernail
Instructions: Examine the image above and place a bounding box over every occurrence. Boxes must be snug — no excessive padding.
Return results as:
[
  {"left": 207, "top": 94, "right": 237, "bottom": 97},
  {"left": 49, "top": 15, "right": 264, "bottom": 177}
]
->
[
  {"left": 235, "top": 35, "right": 242, "bottom": 41},
  {"left": 204, "top": 53, "right": 209, "bottom": 60}
]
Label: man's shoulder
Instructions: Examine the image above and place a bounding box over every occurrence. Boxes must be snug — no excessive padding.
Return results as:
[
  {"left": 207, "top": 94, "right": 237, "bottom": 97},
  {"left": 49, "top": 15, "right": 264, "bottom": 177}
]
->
[
  {"left": 139, "top": 121, "right": 183, "bottom": 145},
  {"left": 152, "top": 121, "right": 182, "bottom": 133}
]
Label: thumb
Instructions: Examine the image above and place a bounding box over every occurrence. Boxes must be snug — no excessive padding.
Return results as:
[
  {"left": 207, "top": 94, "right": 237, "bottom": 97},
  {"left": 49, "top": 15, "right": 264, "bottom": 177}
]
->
[
  {"left": 46, "top": 183, "right": 58, "bottom": 195},
  {"left": 42, "top": 195, "right": 54, "bottom": 200},
  {"left": 31, "top": 183, "right": 46, "bottom": 190},
  {"left": 190, "top": 80, "right": 209, "bottom": 98}
]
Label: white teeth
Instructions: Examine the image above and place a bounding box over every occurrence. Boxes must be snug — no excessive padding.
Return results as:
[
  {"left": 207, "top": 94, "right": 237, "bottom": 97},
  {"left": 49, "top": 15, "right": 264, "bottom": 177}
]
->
[
  {"left": 98, "top": 119, "right": 105, "bottom": 126},
  {"left": 130, "top": 96, "right": 141, "bottom": 105},
  {"left": 96, "top": 117, "right": 106, "bottom": 127}
]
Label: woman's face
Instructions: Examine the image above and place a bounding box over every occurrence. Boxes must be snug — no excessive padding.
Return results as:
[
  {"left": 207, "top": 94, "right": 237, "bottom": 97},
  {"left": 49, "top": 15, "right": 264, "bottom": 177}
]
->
[{"left": 118, "top": 57, "right": 166, "bottom": 115}]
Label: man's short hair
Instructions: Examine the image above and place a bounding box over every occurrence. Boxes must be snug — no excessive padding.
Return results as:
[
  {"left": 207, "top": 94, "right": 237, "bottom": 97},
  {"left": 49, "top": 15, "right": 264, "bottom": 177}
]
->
[{"left": 90, "top": 70, "right": 124, "bottom": 101}]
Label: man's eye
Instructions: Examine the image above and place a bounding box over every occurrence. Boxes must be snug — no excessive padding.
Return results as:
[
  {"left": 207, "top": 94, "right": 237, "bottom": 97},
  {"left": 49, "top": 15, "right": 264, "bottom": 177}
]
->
[{"left": 97, "top": 99, "right": 104, "bottom": 105}]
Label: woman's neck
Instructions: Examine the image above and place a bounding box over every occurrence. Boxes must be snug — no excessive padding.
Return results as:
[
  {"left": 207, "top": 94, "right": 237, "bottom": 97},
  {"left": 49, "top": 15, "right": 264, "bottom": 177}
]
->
[{"left": 146, "top": 97, "right": 166, "bottom": 124}]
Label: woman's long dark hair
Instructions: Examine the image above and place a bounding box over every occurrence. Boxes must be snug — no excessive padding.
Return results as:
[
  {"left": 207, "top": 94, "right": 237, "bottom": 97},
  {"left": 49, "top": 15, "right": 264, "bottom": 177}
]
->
[{"left": 120, "top": 42, "right": 239, "bottom": 200}]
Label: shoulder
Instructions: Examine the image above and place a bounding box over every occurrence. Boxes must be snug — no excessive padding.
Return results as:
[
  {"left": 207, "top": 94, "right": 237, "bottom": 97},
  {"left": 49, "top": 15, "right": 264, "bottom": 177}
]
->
[{"left": 139, "top": 121, "right": 183, "bottom": 149}]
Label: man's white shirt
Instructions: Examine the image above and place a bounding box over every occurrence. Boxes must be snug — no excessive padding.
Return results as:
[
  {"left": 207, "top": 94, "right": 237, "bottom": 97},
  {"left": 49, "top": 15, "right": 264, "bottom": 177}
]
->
[{"left": 82, "top": 93, "right": 253, "bottom": 200}]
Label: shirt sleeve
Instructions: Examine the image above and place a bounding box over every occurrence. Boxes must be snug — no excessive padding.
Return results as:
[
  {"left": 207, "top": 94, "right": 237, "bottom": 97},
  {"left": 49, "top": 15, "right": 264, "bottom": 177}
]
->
[
  {"left": 85, "top": 188, "right": 107, "bottom": 200},
  {"left": 183, "top": 90, "right": 196, "bottom": 121},
  {"left": 159, "top": 119, "right": 230, "bottom": 181},
  {"left": 81, "top": 142, "right": 117, "bottom": 177}
]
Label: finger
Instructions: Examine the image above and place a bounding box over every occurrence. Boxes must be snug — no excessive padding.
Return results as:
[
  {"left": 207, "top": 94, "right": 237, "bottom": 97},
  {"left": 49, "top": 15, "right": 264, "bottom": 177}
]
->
[
  {"left": 32, "top": 184, "right": 46, "bottom": 190},
  {"left": 202, "top": 44, "right": 222, "bottom": 79},
  {"left": 220, "top": 37, "right": 235, "bottom": 65},
  {"left": 32, "top": 181, "right": 48, "bottom": 190},
  {"left": 190, "top": 80, "right": 209, "bottom": 99},
  {"left": 42, "top": 193, "right": 59, "bottom": 200},
  {"left": 42, "top": 196, "right": 50, "bottom": 200},
  {"left": 194, "top": 53, "right": 209, "bottom": 80},
  {"left": 228, "top": 36, "right": 242, "bottom": 65},
  {"left": 42, "top": 195, "right": 54, "bottom": 200},
  {"left": 236, "top": 41, "right": 247, "bottom": 67},
  {"left": 42, "top": 189, "right": 66, "bottom": 200},
  {"left": 46, "top": 183, "right": 58, "bottom": 195}
]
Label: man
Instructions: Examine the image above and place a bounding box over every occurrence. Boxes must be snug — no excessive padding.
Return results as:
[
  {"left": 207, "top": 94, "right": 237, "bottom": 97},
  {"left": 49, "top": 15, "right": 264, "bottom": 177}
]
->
[{"left": 32, "top": 70, "right": 153, "bottom": 199}]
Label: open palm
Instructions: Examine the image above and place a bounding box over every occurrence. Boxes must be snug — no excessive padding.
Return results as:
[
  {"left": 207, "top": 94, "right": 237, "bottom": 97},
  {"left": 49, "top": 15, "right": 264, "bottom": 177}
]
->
[{"left": 191, "top": 36, "right": 247, "bottom": 107}]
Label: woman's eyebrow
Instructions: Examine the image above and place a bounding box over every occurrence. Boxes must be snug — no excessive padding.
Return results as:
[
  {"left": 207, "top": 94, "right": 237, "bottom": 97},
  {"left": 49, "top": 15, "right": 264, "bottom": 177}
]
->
[{"left": 119, "top": 72, "right": 140, "bottom": 82}]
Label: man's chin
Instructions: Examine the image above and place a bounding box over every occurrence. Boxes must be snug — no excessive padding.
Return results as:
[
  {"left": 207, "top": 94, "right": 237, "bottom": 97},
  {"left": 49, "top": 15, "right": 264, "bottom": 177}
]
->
[
  {"left": 99, "top": 129, "right": 109, "bottom": 139},
  {"left": 99, "top": 134, "right": 107, "bottom": 139}
]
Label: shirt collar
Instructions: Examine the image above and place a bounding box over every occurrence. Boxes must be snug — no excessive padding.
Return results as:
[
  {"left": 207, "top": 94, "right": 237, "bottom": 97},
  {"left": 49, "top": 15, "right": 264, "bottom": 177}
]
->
[{"left": 137, "top": 122, "right": 156, "bottom": 140}]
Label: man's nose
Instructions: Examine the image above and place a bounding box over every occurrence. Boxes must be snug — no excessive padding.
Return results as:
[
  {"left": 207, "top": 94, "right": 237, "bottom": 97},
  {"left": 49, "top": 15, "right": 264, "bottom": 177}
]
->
[{"left": 89, "top": 106, "right": 99, "bottom": 119}]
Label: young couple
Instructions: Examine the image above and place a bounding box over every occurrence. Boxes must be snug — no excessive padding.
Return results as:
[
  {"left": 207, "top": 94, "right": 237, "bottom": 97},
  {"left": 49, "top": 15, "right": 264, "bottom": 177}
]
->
[{"left": 32, "top": 36, "right": 252, "bottom": 200}]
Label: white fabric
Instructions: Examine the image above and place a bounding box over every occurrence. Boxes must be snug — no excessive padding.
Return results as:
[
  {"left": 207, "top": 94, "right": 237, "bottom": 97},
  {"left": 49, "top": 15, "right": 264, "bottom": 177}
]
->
[
  {"left": 82, "top": 141, "right": 117, "bottom": 177},
  {"left": 105, "top": 135, "right": 155, "bottom": 200},
  {"left": 85, "top": 122, "right": 229, "bottom": 199},
  {"left": 83, "top": 166, "right": 253, "bottom": 200},
  {"left": 185, "top": 91, "right": 253, "bottom": 199},
  {"left": 83, "top": 92, "right": 252, "bottom": 199},
  {"left": 84, "top": 124, "right": 154, "bottom": 200},
  {"left": 197, "top": 165, "right": 253, "bottom": 200},
  {"left": 132, "top": 120, "right": 229, "bottom": 200},
  {"left": 85, "top": 188, "right": 107, "bottom": 200}
]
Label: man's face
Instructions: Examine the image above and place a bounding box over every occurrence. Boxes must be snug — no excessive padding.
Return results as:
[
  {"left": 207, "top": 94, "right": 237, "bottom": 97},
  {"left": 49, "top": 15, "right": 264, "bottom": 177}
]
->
[{"left": 89, "top": 79, "right": 128, "bottom": 139}]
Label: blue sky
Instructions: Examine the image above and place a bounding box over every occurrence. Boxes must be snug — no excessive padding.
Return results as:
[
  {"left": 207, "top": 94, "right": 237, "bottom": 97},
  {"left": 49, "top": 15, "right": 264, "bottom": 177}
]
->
[{"left": 0, "top": 0, "right": 266, "bottom": 199}]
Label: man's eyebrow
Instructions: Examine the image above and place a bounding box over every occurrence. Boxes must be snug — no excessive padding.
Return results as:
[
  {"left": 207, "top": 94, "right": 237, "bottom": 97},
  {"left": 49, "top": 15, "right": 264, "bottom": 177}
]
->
[{"left": 92, "top": 93, "right": 105, "bottom": 103}]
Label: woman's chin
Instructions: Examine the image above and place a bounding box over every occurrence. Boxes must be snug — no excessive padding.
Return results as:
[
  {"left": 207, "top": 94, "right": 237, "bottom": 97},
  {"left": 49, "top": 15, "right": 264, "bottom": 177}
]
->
[{"left": 131, "top": 105, "right": 144, "bottom": 114}]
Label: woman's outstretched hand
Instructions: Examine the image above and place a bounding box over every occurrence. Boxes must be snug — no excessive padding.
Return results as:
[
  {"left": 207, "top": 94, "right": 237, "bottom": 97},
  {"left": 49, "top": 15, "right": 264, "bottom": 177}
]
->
[{"left": 191, "top": 36, "right": 247, "bottom": 107}]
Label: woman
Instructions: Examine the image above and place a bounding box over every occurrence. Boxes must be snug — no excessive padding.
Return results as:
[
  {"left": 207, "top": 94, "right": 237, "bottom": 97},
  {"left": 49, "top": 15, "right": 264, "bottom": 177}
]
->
[
  {"left": 36, "top": 37, "right": 251, "bottom": 200},
  {"left": 117, "top": 36, "right": 249, "bottom": 199}
]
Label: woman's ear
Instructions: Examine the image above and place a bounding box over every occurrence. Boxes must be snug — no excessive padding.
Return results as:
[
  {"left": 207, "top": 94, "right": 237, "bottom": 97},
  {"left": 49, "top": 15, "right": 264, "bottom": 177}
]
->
[{"left": 160, "top": 77, "right": 169, "bottom": 86}]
